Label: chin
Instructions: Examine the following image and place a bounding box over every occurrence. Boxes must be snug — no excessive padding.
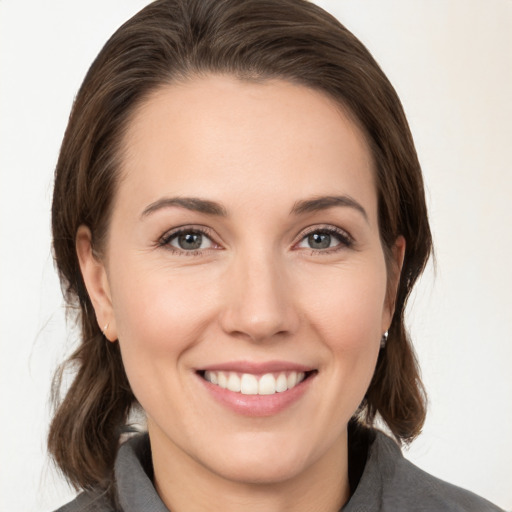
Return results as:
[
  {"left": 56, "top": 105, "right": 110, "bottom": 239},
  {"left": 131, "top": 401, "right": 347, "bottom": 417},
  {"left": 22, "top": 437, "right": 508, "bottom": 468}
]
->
[
  {"left": 209, "top": 451, "right": 308, "bottom": 485},
  {"left": 196, "top": 431, "right": 325, "bottom": 486}
]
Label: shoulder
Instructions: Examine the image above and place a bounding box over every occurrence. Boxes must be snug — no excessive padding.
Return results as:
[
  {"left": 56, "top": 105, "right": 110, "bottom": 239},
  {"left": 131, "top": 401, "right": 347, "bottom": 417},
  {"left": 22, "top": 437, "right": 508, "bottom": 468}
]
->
[
  {"left": 53, "top": 433, "right": 159, "bottom": 512},
  {"left": 385, "top": 438, "right": 503, "bottom": 511},
  {"left": 345, "top": 428, "right": 504, "bottom": 512},
  {"left": 53, "top": 489, "right": 113, "bottom": 512}
]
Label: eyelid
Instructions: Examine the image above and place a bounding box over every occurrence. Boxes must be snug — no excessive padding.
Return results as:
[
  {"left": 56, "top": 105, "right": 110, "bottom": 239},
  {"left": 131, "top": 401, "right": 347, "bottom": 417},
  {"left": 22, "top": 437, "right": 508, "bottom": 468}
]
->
[
  {"left": 158, "top": 225, "right": 221, "bottom": 252},
  {"left": 294, "top": 224, "right": 354, "bottom": 251},
  {"left": 156, "top": 223, "right": 353, "bottom": 255}
]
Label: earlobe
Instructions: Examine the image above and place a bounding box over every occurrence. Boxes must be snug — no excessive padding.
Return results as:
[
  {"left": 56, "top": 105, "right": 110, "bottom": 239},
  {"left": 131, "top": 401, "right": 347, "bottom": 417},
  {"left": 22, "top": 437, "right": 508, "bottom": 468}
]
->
[{"left": 75, "top": 225, "right": 117, "bottom": 342}]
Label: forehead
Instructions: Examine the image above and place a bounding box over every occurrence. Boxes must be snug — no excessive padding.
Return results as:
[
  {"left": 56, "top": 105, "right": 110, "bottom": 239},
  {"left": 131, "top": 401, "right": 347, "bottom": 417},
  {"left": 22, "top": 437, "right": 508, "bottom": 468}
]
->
[{"left": 116, "top": 75, "right": 376, "bottom": 221}]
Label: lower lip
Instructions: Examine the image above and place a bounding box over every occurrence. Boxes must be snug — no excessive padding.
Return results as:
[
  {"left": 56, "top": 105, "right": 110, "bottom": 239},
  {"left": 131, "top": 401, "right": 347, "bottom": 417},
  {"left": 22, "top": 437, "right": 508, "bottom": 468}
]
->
[{"left": 198, "top": 373, "right": 315, "bottom": 417}]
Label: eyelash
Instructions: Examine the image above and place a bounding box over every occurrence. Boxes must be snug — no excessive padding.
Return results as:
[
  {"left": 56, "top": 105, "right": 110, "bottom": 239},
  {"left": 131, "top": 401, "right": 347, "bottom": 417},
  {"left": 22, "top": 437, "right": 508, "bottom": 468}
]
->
[
  {"left": 299, "top": 225, "right": 354, "bottom": 254},
  {"left": 158, "top": 226, "right": 218, "bottom": 256},
  {"left": 157, "top": 225, "right": 354, "bottom": 256}
]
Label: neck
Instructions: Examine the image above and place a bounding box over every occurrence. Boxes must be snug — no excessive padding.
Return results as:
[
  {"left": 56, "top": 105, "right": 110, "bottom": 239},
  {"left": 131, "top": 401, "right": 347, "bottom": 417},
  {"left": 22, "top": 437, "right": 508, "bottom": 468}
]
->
[{"left": 149, "top": 423, "right": 350, "bottom": 512}]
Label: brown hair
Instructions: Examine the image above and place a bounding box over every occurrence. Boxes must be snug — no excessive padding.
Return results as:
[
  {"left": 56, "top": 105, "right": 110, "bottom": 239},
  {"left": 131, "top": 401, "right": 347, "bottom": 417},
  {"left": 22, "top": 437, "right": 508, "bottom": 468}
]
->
[{"left": 49, "top": 0, "right": 432, "bottom": 497}]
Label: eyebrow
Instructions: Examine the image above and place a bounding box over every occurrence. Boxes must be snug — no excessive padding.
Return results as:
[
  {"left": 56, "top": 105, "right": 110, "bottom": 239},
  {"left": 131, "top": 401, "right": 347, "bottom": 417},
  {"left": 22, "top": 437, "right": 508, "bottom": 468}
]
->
[
  {"left": 141, "top": 194, "right": 368, "bottom": 221},
  {"left": 141, "top": 197, "right": 228, "bottom": 218},
  {"left": 290, "top": 195, "right": 368, "bottom": 222}
]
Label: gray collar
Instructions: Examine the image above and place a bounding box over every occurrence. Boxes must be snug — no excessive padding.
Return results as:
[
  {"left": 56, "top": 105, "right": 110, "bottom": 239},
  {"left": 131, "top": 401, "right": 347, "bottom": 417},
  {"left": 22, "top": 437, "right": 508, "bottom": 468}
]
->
[
  {"left": 113, "top": 427, "right": 390, "bottom": 512},
  {"left": 115, "top": 434, "right": 170, "bottom": 512}
]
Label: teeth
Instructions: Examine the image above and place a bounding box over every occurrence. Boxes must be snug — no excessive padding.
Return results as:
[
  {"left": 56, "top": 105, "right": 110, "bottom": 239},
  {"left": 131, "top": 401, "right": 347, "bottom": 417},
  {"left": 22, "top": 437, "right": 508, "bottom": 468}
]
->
[
  {"left": 259, "top": 373, "right": 276, "bottom": 395},
  {"left": 287, "top": 372, "right": 298, "bottom": 388},
  {"left": 205, "top": 370, "right": 218, "bottom": 385},
  {"left": 276, "top": 373, "right": 288, "bottom": 392},
  {"left": 203, "top": 370, "right": 307, "bottom": 395},
  {"left": 241, "top": 373, "right": 258, "bottom": 395},
  {"left": 217, "top": 371, "right": 228, "bottom": 389},
  {"left": 227, "top": 373, "right": 241, "bottom": 392}
]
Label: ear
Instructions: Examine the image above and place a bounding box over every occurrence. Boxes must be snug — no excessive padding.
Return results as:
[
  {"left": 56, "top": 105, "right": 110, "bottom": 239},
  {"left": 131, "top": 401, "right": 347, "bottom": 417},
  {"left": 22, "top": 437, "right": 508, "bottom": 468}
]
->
[
  {"left": 76, "top": 225, "right": 117, "bottom": 342},
  {"left": 382, "top": 235, "right": 406, "bottom": 331}
]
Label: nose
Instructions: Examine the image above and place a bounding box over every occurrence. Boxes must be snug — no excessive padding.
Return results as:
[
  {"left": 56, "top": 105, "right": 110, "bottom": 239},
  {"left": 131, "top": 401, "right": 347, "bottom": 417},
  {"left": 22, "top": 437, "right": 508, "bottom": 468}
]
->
[{"left": 219, "top": 248, "right": 299, "bottom": 343}]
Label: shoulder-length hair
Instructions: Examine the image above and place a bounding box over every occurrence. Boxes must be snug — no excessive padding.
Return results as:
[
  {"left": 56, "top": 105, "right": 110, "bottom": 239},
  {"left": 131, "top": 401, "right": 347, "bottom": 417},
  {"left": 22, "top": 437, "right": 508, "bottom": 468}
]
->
[{"left": 49, "top": 0, "right": 432, "bottom": 497}]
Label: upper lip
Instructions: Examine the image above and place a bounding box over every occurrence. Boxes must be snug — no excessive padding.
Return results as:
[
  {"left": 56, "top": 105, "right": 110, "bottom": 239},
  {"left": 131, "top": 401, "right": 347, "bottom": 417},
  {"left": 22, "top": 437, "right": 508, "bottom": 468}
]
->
[{"left": 197, "top": 360, "right": 315, "bottom": 374}]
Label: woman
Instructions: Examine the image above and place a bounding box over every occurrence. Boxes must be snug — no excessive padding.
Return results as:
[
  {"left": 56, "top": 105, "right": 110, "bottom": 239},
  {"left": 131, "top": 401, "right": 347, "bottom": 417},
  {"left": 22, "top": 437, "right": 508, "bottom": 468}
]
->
[{"left": 48, "top": 0, "right": 503, "bottom": 510}]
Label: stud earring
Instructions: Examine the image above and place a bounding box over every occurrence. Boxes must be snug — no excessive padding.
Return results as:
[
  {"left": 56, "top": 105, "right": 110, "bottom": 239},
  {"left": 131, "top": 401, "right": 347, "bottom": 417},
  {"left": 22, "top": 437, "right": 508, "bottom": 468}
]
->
[
  {"left": 380, "top": 330, "right": 388, "bottom": 349},
  {"left": 101, "top": 322, "right": 110, "bottom": 337}
]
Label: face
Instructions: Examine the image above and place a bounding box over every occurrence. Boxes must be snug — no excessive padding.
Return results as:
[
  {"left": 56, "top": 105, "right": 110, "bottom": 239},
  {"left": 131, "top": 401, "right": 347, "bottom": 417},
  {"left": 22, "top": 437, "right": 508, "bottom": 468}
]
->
[{"left": 78, "top": 75, "right": 403, "bottom": 489}]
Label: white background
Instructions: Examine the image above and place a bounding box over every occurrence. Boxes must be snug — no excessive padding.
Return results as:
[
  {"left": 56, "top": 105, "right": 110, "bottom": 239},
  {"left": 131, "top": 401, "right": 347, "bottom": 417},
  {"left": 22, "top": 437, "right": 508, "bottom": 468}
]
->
[{"left": 1, "top": 1, "right": 511, "bottom": 510}]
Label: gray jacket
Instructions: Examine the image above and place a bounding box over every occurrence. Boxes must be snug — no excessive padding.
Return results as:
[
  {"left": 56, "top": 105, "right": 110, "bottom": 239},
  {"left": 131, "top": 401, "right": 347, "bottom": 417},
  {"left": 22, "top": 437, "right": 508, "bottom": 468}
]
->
[{"left": 55, "top": 429, "right": 504, "bottom": 512}]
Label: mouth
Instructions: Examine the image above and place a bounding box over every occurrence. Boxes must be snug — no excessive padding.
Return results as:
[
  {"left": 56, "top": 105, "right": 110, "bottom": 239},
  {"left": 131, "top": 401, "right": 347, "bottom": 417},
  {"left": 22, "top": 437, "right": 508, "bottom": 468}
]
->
[
  {"left": 197, "top": 369, "right": 317, "bottom": 395},
  {"left": 196, "top": 363, "right": 317, "bottom": 416}
]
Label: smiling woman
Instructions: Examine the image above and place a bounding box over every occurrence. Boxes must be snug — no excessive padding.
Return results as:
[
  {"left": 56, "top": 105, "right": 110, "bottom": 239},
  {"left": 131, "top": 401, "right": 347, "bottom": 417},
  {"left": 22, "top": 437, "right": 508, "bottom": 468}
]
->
[
  {"left": 46, "top": 1, "right": 504, "bottom": 511},
  {"left": 76, "top": 77, "right": 398, "bottom": 502}
]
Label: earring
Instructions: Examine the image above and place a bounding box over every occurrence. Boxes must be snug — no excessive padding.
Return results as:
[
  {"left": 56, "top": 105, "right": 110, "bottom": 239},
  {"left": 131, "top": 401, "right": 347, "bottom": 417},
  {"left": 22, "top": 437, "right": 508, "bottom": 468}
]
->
[
  {"left": 101, "top": 322, "right": 110, "bottom": 337},
  {"left": 380, "top": 330, "right": 388, "bottom": 349}
]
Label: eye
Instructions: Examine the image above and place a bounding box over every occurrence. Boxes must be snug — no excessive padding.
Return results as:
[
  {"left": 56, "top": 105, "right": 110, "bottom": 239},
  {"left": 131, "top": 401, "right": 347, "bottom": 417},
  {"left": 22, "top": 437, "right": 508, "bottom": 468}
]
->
[
  {"left": 160, "top": 228, "right": 217, "bottom": 253},
  {"left": 296, "top": 227, "right": 353, "bottom": 252}
]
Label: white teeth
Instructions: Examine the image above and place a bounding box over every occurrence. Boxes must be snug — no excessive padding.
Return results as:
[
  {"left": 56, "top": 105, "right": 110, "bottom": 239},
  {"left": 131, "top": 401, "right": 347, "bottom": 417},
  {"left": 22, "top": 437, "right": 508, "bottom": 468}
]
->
[
  {"left": 287, "top": 372, "right": 298, "bottom": 388},
  {"left": 258, "top": 373, "right": 276, "bottom": 395},
  {"left": 217, "top": 371, "right": 228, "bottom": 389},
  {"left": 203, "top": 370, "right": 308, "bottom": 395},
  {"left": 276, "top": 373, "right": 288, "bottom": 392},
  {"left": 204, "top": 371, "right": 218, "bottom": 385},
  {"left": 241, "top": 373, "right": 258, "bottom": 395},
  {"left": 227, "top": 373, "right": 241, "bottom": 392}
]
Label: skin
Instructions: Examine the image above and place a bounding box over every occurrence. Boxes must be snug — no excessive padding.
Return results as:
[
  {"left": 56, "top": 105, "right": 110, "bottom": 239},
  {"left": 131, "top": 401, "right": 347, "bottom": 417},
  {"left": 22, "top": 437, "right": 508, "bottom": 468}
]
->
[{"left": 77, "top": 75, "right": 404, "bottom": 512}]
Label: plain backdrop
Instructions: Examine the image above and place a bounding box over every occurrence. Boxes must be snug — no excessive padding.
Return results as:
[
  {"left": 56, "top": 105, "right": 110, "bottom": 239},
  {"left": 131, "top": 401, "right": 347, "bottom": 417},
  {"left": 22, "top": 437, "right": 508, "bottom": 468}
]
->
[{"left": 1, "top": 1, "right": 511, "bottom": 510}]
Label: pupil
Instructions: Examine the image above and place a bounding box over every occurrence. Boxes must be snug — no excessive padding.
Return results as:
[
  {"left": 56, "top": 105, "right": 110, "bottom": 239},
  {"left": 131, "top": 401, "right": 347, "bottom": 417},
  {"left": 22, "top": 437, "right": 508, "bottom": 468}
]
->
[
  {"left": 308, "top": 233, "right": 330, "bottom": 249},
  {"left": 179, "top": 233, "right": 202, "bottom": 250}
]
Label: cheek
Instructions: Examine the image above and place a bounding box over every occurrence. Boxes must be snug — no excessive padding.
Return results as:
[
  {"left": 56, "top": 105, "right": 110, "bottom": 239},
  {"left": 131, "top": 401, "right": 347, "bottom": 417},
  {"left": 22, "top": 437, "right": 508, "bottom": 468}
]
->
[
  {"left": 300, "top": 259, "right": 387, "bottom": 405},
  {"left": 109, "top": 265, "right": 217, "bottom": 388},
  {"left": 113, "top": 261, "right": 214, "bottom": 334},
  {"left": 298, "top": 259, "right": 388, "bottom": 349}
]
